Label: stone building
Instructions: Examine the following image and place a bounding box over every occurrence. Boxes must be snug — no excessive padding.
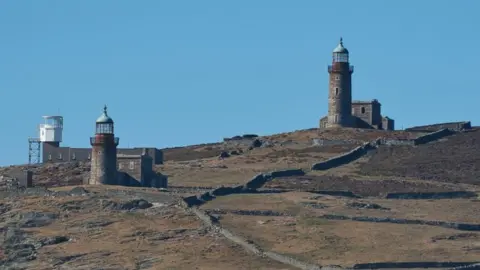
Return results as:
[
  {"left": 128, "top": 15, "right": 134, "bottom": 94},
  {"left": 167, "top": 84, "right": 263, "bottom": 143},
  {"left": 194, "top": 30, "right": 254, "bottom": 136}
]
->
[
  {"left": 319, "top": 38, "right": 394, "bottom": 130},
  {"left": 42, "top": 144, "right": 163, "bottom": 165},
  {"left": 117, "top": 151, "right": 167, "bottom": 188},
  {"left": 38, "top": 115, "right": 163, "bottom": 165}
]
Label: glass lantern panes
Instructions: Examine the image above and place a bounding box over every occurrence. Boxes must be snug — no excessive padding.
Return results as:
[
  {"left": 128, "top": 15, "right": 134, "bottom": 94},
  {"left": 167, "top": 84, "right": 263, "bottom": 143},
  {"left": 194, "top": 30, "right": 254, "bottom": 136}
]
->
[
  {"left": 333, "top": 52, "right": 349, "bottom": 63},
  {"left": 96, "top": 123, "right": 114, "bottom": 134}
]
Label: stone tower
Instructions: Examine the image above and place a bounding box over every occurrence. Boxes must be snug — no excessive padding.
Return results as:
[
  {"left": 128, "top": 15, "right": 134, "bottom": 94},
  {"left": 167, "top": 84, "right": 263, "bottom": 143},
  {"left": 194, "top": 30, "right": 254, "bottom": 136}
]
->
[
  {"left": 89, "top": 105, "right": 119, "bottom": 185},
  {"left": 326, "top": 38, "right": 354, "bottom": 128}
]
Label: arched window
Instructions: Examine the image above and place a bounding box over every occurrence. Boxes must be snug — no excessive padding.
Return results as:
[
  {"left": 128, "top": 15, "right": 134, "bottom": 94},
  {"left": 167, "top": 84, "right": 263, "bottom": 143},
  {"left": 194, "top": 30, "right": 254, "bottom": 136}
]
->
[
  {"left": 361, "top": 107, "right": 366, "bottom": 114},
  {"left": 335, "top": 88, "right": 339, "bottom": 96}
]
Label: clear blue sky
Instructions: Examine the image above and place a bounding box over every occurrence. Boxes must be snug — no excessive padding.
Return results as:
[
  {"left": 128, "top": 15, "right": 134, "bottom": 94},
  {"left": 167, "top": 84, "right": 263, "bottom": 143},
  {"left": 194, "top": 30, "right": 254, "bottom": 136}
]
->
[{"left": 0, "top": 1, "right": 478, "bottom": 166}]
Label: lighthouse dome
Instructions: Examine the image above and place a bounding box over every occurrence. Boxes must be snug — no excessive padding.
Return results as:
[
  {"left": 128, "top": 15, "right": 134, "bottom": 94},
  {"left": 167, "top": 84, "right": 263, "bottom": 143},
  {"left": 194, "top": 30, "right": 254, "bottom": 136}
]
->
[
  {"left": 96, "top": 105, "right": 114, "bottom": 124},
  {"left": 333, "top": 38, "right": 349, "bottom": 54}
]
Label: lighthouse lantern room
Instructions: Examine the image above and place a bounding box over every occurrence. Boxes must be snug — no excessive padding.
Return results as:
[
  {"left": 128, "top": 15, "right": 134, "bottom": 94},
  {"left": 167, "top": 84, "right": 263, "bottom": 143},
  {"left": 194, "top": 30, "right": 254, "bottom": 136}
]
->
[{"left": 39, "top": 116, "right": 63, "bottom": 144}]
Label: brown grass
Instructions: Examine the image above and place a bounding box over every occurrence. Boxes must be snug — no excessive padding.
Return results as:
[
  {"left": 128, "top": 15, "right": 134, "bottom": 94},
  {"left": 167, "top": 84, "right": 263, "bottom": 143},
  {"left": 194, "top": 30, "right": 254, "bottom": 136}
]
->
[
  {"left": 4, "top": 193, "right": 294, "bottom": 270},
  {"left": 2, "top": 127, "right": 480, "bottom": 269},
  {"left": 359, "top": 129, "right": 480, "bottom": 185},
  {"left": 220, "top": 214, "right": 478, "bottom": 267},
  {"left": 203, "top": 192, "right": 480, "bottom": 267}
]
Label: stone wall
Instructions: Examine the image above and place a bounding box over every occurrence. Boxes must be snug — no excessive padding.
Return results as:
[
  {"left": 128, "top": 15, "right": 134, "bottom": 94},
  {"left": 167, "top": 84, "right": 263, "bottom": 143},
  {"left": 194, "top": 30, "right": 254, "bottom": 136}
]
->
[
  {"left": 450, "top": 263, "right": 480, "bottom": 270},
  {"left": 185, "top": 207, "right": 329, "bottom": 270},
  {"left": 352, "top": 262, "right": 479, "bottom": 269},
  {"left": 376, "top": 128, "right": 457, "bottom": 146},
  {"left": 413, "top": 128, "right": 455, "bottom": 145},
  {"left": 378, "top": 139, "right": 415, "bottom": 146},
  {"left": 321, "top": 214, "right": 480, "bottom": 231},
  {"left": 312, "top": 139, "right": 364, "bottom": 146},
  {"left": 181, "top": 169, "right": 306, "bottom": 207},
  {"left": 311, "top": 142, "right": 376, "bottom": 171},
  {"left": 385, "top": 191, "right": 478, "bottom": 200},
  {"left": 406, "top": 121, "right": 471, "bottom": 132}
]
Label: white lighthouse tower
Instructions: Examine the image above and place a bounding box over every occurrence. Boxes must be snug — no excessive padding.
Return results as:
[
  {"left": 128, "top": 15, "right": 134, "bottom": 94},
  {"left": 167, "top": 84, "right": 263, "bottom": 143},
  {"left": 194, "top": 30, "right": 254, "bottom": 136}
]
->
[
  {"left": 28, "top": 116, "right": 64, "bottom": 164},
  {"left": 39, "top": 116, "right": 64, "bottom": 145}
]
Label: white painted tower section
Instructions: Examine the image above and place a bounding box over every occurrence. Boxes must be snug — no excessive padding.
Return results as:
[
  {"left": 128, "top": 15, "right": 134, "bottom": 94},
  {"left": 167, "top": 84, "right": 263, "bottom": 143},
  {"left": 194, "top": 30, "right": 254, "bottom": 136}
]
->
[{"left": 39, "top": 116, "right": 63, "bottom": 143}]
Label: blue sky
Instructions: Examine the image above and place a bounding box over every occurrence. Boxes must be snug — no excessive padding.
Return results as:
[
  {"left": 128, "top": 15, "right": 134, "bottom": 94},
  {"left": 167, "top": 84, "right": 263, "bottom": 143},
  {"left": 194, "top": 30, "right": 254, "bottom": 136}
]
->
[{"left": 0, "top": 1, "right": 478, "bottom": 166}]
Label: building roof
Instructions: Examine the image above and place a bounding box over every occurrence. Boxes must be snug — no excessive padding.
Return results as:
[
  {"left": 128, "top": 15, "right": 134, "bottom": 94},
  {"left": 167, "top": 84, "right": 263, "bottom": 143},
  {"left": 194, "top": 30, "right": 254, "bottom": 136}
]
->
[
  {"left": 352, "top": 99, "right": 381, "bottom": 105},
  {"left": 96, "top": 105, "right": 114, "bottom": 124},
  {"left": 333, "top": 37, "right": 349, "bottom": 54}
]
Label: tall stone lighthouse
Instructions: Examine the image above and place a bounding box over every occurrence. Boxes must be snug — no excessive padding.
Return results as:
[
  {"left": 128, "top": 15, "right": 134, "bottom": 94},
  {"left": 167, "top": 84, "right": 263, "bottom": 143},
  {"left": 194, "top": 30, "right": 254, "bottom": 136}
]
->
[
  {"left": 326, "top": 38, "right": 354, "bottom": 128},
  {"left": 89, "top": 106, "right": 119, "bottom": 185}
]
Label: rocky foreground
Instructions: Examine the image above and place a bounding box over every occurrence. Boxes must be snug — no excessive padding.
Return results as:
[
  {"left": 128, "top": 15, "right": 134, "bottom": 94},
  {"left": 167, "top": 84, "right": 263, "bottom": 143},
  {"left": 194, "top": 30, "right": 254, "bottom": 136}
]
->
[{"left": 0, "top": 186, "right": 290, "bottom": 270}]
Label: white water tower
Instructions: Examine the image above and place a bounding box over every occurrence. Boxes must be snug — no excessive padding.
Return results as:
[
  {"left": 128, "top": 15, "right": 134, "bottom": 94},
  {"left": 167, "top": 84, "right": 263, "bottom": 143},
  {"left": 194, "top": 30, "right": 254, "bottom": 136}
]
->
[{"left": 39, "top": 116, "right": 63, "bottom": 145}]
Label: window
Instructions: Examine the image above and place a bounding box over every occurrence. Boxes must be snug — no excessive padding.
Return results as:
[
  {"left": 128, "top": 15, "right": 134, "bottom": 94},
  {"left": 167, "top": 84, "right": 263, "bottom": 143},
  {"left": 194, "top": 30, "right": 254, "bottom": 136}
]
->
[
  {"left": 335, "top": 88, "right": 339, "bottom": 96},
  {"left": 87, "top": 153, "right": 91, "bottom": 160},
  {"left": 335, "top": 76, "right": 340, "bottom": 80},
  {"left": 361, "top": 107, "right": 366, "bottom": 114},
  {"left": 72, "top": 153, "right": 76, "bottom": 160},
  {"left": 58, "top": 153, "right": 63, "bottom": 160},
  {"left": 119, "top": 163, "right": 124, "bottom": 170},
  {"left": 129, "top": 161, "right": 135, "bottom": 170},
  {"left": 48, "top": 154, "right": 52, "bottom": 161}
]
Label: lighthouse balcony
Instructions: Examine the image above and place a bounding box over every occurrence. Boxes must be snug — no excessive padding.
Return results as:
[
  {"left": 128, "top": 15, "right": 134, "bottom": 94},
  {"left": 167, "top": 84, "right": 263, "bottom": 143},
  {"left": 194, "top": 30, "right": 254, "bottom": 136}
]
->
[
  {"left": 90, "top": 136, "right": 120, "bottom": 145},
  {"left": 328, "top": 65, "right": 354, "bottom": 73}
]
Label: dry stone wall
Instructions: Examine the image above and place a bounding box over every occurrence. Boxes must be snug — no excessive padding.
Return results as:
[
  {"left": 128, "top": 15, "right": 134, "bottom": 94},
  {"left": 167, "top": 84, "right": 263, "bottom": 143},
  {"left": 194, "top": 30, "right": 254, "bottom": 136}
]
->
[
  {"left": 311, "top": 142, "right": 376, "bottom": 171},
  {"left": 406, "top": 121, "right": 471, "bottom": 132},
  {"left": 352, "top": 262, "right": 479, "bottom": 269},
  {"left": 449, "top": 263, "right": 480, "bottom": 270},
  {"left": 413, "top": 128, "right": 455, "bottom": 145},
  {"left": 185, "top": 206, "right": 337, "bottom": 270},
  {"left": 378, "top": 139, "right": 415, "bottom": 146},
  {"left": 181, "top": 168, "right": 306, "bottom": 207},
  {"left": 385, "top": 191, "right": 477, "bottom": 200},
  {"left": 321, "top": 214, "right": 480, "bottom": 231}
]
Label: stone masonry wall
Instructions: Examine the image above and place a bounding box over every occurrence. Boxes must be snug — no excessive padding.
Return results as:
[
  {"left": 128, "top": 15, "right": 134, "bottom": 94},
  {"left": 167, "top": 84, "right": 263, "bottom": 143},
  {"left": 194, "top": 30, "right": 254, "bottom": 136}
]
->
[
  {"left": 183, "top": 206, "right": 331, "bottom": 270},
  {"left": 89, "top": 142, "right": 117, "bottom": 185},
  {"left": 413, "top": 128, "right": 455, "bottom": 145},
  {"left": 311, "top": 142, "right": 376, "bottom": 171},
  {"left": 406, "top": 121, "right": 471, "bottom": 132}
]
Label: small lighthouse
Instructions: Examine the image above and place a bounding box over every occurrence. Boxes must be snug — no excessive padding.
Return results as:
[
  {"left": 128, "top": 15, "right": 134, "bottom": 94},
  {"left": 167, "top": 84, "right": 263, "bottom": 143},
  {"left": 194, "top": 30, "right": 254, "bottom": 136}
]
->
[
  {"left": 326, "top": 37, "right": 354, "bottom": 128},
  {"left": 89, "top": 105, "right": 119, "bottom": 185}
]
